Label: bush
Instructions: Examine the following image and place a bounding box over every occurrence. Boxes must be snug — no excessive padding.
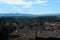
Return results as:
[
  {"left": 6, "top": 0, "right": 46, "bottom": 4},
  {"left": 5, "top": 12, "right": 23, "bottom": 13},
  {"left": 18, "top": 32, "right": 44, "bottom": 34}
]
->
[{"left": 28, "top": 37, "right": 35, "bottom": 40}]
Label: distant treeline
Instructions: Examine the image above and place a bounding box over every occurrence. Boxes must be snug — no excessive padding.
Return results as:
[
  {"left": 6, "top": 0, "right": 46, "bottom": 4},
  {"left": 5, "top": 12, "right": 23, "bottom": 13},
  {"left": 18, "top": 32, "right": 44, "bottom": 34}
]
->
[{"left": 0, "top": 16, "right": 60, "bottom": 25}]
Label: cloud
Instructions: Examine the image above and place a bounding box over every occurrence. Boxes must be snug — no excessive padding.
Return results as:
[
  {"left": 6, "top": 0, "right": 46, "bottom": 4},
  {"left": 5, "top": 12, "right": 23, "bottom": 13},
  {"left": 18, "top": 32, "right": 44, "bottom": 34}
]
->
[
  {"left": 41, "top": 4, "right": 47, "bottom": 6},
  {"left": 0, "top": 5, "right": 24, "bottom": 13},
  {"left": 0, "top": 0, "right": 48, "bottom": 8},
  {"left": 7, "top": 5, "right": 24, "bottom": 13}
]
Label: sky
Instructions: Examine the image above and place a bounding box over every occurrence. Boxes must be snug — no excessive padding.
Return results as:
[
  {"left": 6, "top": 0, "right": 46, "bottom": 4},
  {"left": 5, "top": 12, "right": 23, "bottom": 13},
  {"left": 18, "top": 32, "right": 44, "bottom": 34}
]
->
[{"left": 0, "top": 0, "right": 60, "bottom": 15}]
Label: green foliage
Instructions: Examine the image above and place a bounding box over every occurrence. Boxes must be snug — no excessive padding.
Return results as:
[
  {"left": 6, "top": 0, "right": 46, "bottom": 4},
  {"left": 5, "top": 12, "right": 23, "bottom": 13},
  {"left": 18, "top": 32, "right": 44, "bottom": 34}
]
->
[
  {"left": 0, "top": 16, "right": 60, "bottom": 25},
  {"left": 27, "top": 37, "right": 35, "bottom": 40}
]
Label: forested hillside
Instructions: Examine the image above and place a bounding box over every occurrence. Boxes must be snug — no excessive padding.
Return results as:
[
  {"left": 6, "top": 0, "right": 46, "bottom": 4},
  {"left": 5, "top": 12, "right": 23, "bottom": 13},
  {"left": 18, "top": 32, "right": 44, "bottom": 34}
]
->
[{"left": 0, "top": 16, "right": 60, "bottom": 25}]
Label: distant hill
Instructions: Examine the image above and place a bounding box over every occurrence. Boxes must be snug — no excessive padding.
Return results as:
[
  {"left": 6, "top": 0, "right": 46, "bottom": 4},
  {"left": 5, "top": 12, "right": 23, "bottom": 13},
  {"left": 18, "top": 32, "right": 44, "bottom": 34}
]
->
[
  {"left": 0, "top": 13, "right": 60, "bottom": 17},
  {"left": 37, "top": 13, "right": 60, "bottom": 16},
  {"left": 0, "top": 13, "right": 38, "bottom": 18},
  {"left": 0, "top": 13, "right": 34, "bottom": 16}
]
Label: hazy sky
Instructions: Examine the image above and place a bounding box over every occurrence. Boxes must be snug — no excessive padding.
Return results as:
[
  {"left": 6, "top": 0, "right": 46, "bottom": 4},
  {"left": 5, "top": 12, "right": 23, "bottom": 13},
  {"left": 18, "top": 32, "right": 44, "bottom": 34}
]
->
[{"left": 0, "top": 0, "right": 60, "bottom": 15}]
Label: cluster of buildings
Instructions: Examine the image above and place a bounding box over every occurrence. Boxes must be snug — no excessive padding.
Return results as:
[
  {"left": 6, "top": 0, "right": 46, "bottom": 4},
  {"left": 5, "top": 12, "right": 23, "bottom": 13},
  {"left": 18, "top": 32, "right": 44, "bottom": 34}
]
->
[
  {"left": 37, "top": 22, "right": 60, "bottom": 38},
  {"left": 8, "top": 21, "right": 60, "bottom": 40}
]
